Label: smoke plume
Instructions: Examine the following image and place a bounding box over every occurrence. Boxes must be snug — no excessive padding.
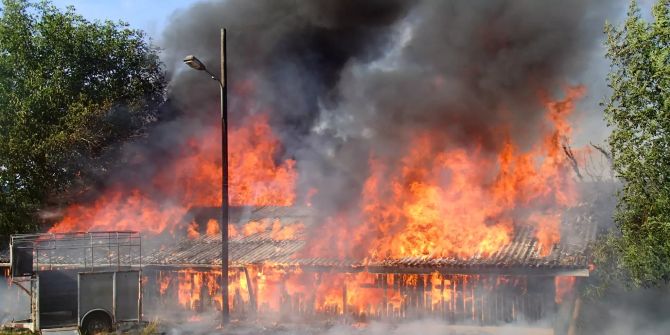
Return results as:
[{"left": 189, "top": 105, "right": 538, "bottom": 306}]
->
[
  {"left": 50, "top": 0, "right": 622, "bottom": 256},
  {"left": 157, "top": 0, "right": 616, "bottom": 214}
]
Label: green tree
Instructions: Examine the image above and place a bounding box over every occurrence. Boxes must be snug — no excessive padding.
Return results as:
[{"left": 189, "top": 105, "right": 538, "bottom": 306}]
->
[
  {"left": 0, "top": 0, "right": 166, "bottom": 236},
  {"left": 603, "top": 0, "right": 670, "bottom": 286}
]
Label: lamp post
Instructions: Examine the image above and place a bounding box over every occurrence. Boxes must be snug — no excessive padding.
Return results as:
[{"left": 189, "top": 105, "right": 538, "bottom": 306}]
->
[{"left": 183, "top": 28, "right": 229, "bottom": 325}]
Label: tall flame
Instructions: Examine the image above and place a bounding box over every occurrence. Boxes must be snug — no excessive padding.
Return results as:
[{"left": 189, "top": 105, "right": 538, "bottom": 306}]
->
[
  {"left": 308, "top": 87, "right": 584, "bottom": 259},
  {"left": 49, "top": 114, "right": 297, "bottom": 233}
]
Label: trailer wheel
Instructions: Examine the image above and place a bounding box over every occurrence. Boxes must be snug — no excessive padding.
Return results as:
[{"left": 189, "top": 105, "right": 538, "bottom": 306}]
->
[{"left": 81, "top": 311, "right": 112, "bottom": 335}]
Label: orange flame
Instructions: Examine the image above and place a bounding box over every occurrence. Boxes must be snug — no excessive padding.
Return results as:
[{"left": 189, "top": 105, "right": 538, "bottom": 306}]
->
[
  {"left": 206, "top": 219, "right": 220, "bottom": 236},
  {"left": 49, "top": 114, "right": 297, "bottom": 234},
  {"left": 177, "top": 270, "right": 202, "bottom": 309},
  {"left": 159, "top": 272, "right": 171, "bottom": 295},
  {"left": 187, "top": 221, "right": 200, "bottom": 239},
  {"left": 242, "top": 221, "right": 269, "bottom": 237},
  {"left": 308, "top": 87, "right": 583, "bottom": 260},
  {"left": 555, "top": 276, "right": 576, "bottom": 304},
  {"left": 52, "top": 84, "right": 584, "bottom": 321},
  {"left": 270, "top": 221, "right": 304, "bottom": 240}
]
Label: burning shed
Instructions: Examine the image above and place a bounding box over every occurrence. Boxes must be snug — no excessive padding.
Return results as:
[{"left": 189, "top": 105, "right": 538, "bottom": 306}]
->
[{"left": 142, "top": 203, "right": 596, "bottom": 328}]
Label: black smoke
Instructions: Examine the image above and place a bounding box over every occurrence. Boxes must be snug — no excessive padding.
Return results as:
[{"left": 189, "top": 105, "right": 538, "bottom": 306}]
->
[
  {"left": 158, "top": 0, "right": 617, "bottom": 214},
  {"left": 46, "top": 0, "right": 622, "bottom": 233}
]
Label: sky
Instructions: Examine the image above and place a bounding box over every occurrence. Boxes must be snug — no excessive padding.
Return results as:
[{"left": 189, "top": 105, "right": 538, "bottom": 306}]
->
[
  {"left": 51, "top": 0, "right": 658, "bottom": 40},
  {"left": 50, "top": 0, "right": 203, "bottom": 40}
]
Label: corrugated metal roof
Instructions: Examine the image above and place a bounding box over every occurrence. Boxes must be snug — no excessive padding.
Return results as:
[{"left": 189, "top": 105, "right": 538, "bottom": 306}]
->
[
  {"left": 145, "top": 231, "right": 306, "bottom": 267},
  {"left": 146, "top": 203, "right": 597, "bottom": 276}
]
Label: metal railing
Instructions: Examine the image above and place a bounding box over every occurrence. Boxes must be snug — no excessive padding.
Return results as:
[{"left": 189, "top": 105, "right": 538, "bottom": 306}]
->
[{"left": 10, "top": 231, "right": 142, "bottom": 277}]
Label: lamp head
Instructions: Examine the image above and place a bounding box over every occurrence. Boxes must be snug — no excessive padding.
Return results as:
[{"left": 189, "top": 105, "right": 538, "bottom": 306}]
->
[{"left": 183, "top": 55, "right": 207, "bottom": 71}]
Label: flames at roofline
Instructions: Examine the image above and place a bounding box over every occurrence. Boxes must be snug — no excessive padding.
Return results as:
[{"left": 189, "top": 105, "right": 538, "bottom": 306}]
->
[
  {"left": 49, "top": 86, "right": 585, "bottom": 262},
  {"left": 46, "top": 85, "right": 589, "bottom": 322}
]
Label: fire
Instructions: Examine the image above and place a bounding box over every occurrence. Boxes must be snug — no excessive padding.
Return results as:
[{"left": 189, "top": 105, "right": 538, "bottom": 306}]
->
[
  {"left": 166, "top": 268, "right": 252, "bottom": 313},
  {"left": 206, "top": 219, "right": 220, "bottom": 235},
  {"left": 555, "top": 276, "right": 576, "bottom": 304},
  {"left": 52, "top": 83, "right": 584, "bottom": 322},
  {"left": 249, "top": 266, "right": 288, "bottom": 313},
  {"left": 187, "top": 222, "right": 199, "bottom": 239},
  {"left": 157, "top": 267, "right": 567, "bottom": 322},
  {"left": 49, "top": 114, "right": 297, "bottom": 234},
  {"left": 228, "top": 115, "right": 297, "bottom": 206},
  {"left": 159, "top": 272, "right": 171, "bottom": 295},
  {"left": 222, "top": 219, "right": 304, "bottom": 240},
  {"left": 270, "top": 221, "right": 304, "bottom": 240},
  {"left": 357, "top": 148, "right": 514, "bottom": 259},
  {"left": 51, "top": 188, "right": 186, "bottom": 234},
  {"left": 242, "top": 221, "right": 268, "bottom": 236},
  {"left": 177, "top": 270, "right": 203, "bottom": 310},
  {"left": 310, "top": 87, "right": 583, "bottom": 260},
  {"left": 188, "top": 220, "right": 238, "bottom": 239},
  {"left": 205, "top": 271, "right": 223, "bottom": 309}
]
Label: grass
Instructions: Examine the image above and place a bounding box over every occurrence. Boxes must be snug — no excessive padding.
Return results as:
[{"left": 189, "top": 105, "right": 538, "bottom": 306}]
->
[
  {"left": 139, "top": 321, "right": 159, "bottom": 335},
  {"left": 0, "top": 329, "right": 32, "bottom": 335},
  {"left": 0, "top": 321, "right": 161, "bottom": 335}
]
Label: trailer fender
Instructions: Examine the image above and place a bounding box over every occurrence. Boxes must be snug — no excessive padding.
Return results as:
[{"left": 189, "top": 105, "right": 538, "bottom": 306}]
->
[{"left": 80, "top": 309, "right": 113, "bottom": 335}]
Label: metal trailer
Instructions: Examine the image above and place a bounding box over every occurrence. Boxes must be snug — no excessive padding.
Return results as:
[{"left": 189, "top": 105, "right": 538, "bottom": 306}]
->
[{"left": 6, "top": 231, "right": 143, "bottom": 335}]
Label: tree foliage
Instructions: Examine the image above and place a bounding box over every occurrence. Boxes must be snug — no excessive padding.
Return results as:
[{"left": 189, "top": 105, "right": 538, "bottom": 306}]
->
[
  {"left": 0, "top": 0, "right": 166, "bottom": 235},
  {"left": 603, "top": 0, "right": 670, "bottom": 286}
]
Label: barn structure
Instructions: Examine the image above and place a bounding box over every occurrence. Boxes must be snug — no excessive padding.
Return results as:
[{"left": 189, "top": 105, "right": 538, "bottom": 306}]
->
[{"left": 142, "top": 204, "right": 597, "bottom": 334}]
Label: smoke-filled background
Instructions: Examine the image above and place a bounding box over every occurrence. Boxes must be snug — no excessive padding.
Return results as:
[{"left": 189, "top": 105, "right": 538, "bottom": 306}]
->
[
  {"left": 150, "top": 0, "right": 618, "bottom": 213},
  {"left": 36, "top": 0, "right": 624, "bottom": 259}
]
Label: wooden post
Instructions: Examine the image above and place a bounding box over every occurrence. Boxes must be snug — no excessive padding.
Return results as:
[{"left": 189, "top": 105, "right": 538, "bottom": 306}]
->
[
  {"left": 417, "top": 275, "right": 424, "bottom": 316},
  {"left": 472, "top": 277, "right": 476, "bottom": 321},
  {"left": 450, "top": 275, "right": 456, "bottom": 323},
  {"left": 382, "top": 274, "right": 388, "bottom": 319},
  {"left": 401, "top": 274, "right": 406, "bottom": 319},
  {"left": 461, "top": 276, "right": 467, "bottom": 322},
  {"left": 440, "top": 274, "right": 445, "bottom": 320},
  {"left": 567, "top": 297, "right": 582, "bottom": 335},
  {"left": 198, "top": 272, "right": 206, "bottom": 313},
  {"left": 243, "top": 267, "right": 256, "bottom": 314},
  {"left": 342, "top": 283, "right": 348, "bottom": 318},
  {"left": 427, "top": 277, "right": 432, "bottom": 315}
]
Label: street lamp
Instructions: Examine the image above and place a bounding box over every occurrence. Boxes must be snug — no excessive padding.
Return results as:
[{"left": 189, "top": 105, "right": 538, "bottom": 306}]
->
[
  {"left": 183, "top": 55, "right": 221, "bottom": 87},
  {"left": 183, "top": 29, "right": 229, "bottom": 325}
]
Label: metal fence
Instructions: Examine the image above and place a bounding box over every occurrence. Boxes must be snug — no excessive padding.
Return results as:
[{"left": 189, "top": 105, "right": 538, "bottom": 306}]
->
[{"left": 10, "top": 231, "right": 141, "bottom": 276}]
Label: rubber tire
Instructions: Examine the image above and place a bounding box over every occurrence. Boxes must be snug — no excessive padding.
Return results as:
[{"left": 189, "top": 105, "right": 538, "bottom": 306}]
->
[{"left": 81, "top": 312, "right": 112, "bottom": 335}]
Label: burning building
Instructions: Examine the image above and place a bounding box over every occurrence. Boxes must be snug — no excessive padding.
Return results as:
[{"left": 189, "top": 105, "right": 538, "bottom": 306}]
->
[
  {"left": 139, "top": 202, "right": 595, "bottom": 331},
  {"left": 1, "top": 0, "right": 619, "bottom": 333}
]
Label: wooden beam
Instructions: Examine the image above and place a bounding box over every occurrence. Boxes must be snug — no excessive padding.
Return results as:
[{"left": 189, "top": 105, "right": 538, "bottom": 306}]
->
[
  {"left": 243, "top": 267, "right": 256, "bottom": 314},
  {"left": 342, "top": 283, "right": 348, "bottom": 317}
]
